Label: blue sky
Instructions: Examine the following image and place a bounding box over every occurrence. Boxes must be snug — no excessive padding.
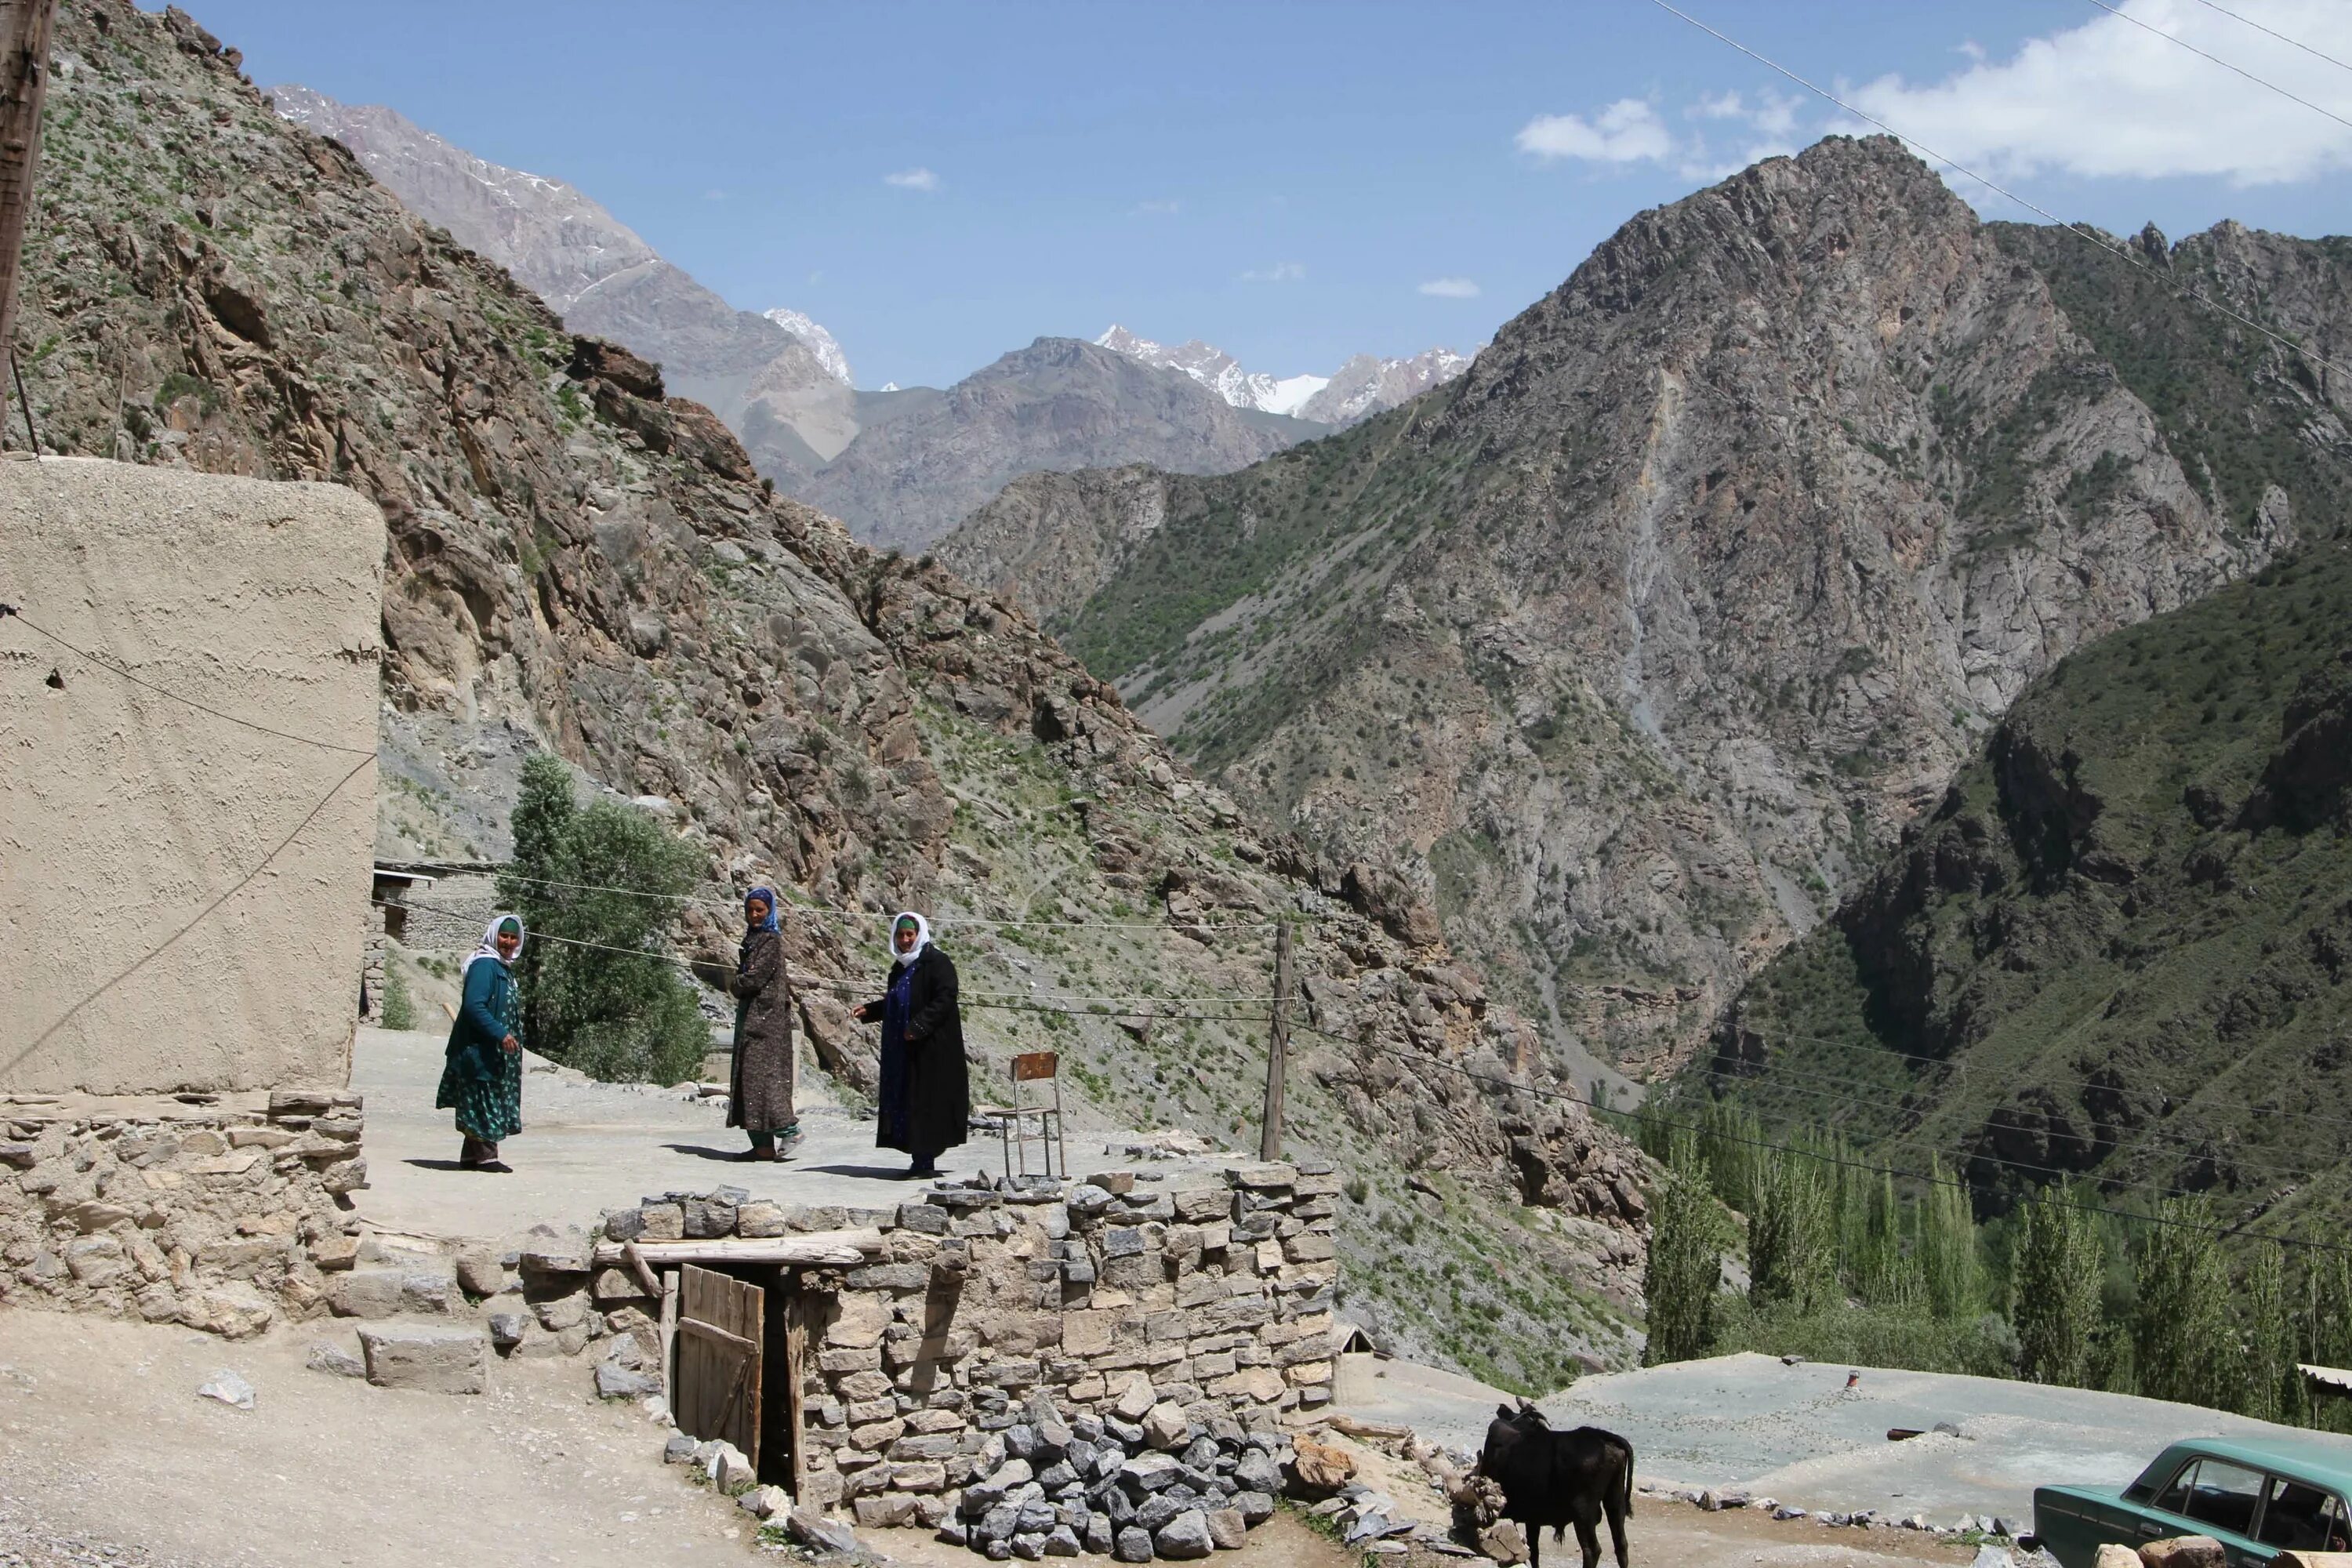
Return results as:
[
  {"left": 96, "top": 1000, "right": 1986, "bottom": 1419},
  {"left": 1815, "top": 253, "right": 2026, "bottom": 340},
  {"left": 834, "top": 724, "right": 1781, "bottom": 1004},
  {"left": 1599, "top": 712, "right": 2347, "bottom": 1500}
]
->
[{"left": 193, "top": 0, "right": 2352, "bottom": 390}]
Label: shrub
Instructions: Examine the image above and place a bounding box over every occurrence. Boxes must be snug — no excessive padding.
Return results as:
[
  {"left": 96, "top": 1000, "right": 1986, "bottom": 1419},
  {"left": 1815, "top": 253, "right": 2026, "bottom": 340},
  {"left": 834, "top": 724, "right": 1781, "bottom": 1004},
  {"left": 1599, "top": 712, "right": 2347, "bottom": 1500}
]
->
[{"left": 379, "top": 964, "right": 416, "bottom": 1032}]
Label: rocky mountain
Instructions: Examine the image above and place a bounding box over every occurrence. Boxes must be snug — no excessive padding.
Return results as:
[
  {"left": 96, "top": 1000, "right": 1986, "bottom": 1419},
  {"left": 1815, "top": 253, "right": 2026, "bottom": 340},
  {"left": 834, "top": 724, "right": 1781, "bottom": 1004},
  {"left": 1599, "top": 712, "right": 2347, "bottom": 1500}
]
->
[
  {"left": 267, "top": 84, "right": 858, "bottom": 482},
  {"left": 20, "top": 0, "right": 1651, "bottom": 1387},
  {"left": 1711, "top": 535, "right": 2352, "bottom": 1232},
  {"left": 797, "top": 337, "right": 1323, "bottom": 552},
  {"left": 1095, "top": 324, "right": 1472, "bottom": 427},
  {"left": 946, "top": 136, "right": 2347, "bottom": 1084}
]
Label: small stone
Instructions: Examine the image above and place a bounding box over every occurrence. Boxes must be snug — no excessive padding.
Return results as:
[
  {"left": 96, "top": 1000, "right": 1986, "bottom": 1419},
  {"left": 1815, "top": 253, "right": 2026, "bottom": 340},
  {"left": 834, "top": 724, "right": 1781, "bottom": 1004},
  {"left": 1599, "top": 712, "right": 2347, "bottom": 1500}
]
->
[
  {"left": 304, "top": 1341, "right": 365, "bottom": 1378},
  {"left": 1123, "top": 1453, "right": 1183, "bottom": 1494},
  {"left": 196, "top": 1370, "right": 256, "bottom": 1410},
  {"left": 738, "top": 1484, "right": 789, "bottom": 1519},
  {"left": 1083, "top": 1514, "right": 1115, "bottom": 1555},
  {"left": 664, "top": 1435, "right": 696, "bottom": 1464},
  {"left": 1155, "top": 1509, "right": 1214, "bottom": 1559},
  {"left": 786, "top": 1507, "right": 865, "bottom": 1554},
  {"left": 488, "top": 1312, "right": 529, "bottom": 1350},
  {"left": 596, "top": 1361, "right": 660, "bottom": 1400},
  {"left": 1044, "top": 1524, "right": 1081, "bottom": 1556},
  {"left": 1112, "top": 1526, "right": 1154, "bottom": 1563},
  {"left": 1112, "top": 1375, "right": 1157, "bottom": 1422},
  {"left": 1142, "top": 1400, "right": 1191, "bottom": 1450},
  {"left": 1232, "top": 1490, "right": 1275, "bottom": 1526},
  {"left": 1204, "top": 1508, "right": 1247, "bottom": 1550}
]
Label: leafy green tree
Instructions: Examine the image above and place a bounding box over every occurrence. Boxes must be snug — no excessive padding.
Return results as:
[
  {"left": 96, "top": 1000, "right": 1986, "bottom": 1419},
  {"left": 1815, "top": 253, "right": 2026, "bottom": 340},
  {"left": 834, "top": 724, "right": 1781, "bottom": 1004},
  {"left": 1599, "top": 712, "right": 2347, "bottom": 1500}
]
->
[
  {"left": 2134, "top": 1197, "right": 2234, "bottom": 1409},
  {"left": 1645, "top": 1131, "right": 1727, "bottom": 1366},
  {"left": 1917, "top": 1160, "right": 1984, "bottom": 1321},
  {"left": 1750, "top": 1144, "right": 1838, "bottom": 1316},
  {"left": 496, "top": 753, "right": 709, "bottom": 1084},
  {"left": 2241, "top": 1248, "right": 2298, "bottom": 1425},
  {"left": 2012, "top": 1184, "right": 2106, "bottom": 1387}
]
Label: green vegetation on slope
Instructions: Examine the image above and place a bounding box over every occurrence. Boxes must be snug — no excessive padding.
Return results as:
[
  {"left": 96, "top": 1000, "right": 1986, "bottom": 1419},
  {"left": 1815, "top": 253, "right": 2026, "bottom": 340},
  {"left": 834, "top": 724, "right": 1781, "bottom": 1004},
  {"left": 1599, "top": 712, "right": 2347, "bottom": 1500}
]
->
[{"left": 1713, "top": 538, "right": 2352, "bottom": 1238}]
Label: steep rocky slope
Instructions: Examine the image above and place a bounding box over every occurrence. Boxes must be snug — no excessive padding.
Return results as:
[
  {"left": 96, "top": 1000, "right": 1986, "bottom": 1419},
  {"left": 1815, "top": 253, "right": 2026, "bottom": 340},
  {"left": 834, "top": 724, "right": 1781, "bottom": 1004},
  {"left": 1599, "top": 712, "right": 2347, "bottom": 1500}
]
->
[
  {"left": 799, "top": 337, "right": 1320, "bottom": 552},
  {"left": 9, "top": 0, "right": 1649, "bottom": 1386},
  {"left": 946, "top": 137, "right": 2346, "bottom": 1081},
  {"left": 268, "top": 84, "right": 858, "bottom": 483},
  {"left": 1712, "top": 536, "right": 2352, "bottom": 1234}
]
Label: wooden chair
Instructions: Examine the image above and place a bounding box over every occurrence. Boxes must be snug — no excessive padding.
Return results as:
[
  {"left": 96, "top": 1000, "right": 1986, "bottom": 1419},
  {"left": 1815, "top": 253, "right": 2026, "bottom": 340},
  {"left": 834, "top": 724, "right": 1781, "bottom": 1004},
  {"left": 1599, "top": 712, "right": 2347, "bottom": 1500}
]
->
[{"left": 978, "top": 1051, "right": 1065, "bottom": 1180}]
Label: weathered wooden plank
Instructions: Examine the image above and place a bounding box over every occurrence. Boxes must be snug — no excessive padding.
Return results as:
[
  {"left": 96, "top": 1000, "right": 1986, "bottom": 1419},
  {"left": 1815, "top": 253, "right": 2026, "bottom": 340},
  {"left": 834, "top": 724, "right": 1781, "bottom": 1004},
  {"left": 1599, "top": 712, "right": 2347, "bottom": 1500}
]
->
[
  {"left": 679, "top": 1316, "right": 757, "bottom": 1353},
  {"left": 675, "top": 1265, "right": 764, "bottom": 1461},
  {"left": 590, "top": 1228, "right": 884, "bottom": 1270}
]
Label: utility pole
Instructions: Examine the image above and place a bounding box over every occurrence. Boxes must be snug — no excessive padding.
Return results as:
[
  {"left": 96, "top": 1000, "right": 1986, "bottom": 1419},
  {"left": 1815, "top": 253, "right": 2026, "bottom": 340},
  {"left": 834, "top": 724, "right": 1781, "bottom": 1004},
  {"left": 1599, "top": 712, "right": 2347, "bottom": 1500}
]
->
[
  {"left": 0, "top": 0, "right": 56, "bottom": 439},
  {"left": 1258, "top": 921, "right": 1293, "bottom": 1163}
]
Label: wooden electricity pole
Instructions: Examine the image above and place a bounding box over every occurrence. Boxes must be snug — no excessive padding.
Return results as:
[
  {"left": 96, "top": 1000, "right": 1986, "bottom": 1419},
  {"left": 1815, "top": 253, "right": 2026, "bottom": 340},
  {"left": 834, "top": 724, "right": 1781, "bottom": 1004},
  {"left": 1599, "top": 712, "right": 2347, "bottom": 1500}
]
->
[
  {"left": 1258, "top": 921, "right": 1294, "bottom": 1163},
  {"left": 0, "top": 0, "right": 56, "bottom": 437}
]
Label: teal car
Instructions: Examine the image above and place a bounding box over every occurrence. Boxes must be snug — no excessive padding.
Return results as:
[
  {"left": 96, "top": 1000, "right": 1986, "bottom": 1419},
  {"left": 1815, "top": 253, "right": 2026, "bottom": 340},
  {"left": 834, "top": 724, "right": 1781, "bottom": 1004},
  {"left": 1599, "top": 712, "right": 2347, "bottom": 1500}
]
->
[{"left": 2035, "top": 1437, "right": 2352, "bottom": 1567}]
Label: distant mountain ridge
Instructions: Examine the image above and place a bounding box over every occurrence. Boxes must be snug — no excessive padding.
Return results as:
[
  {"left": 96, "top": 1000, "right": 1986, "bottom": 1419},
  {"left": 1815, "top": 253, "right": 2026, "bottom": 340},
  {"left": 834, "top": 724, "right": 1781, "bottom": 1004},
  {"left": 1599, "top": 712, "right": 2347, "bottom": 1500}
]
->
[
  {"left": 268, "top": 85, "right": 858, "bottom": 479},
  {"left": 1095, "top": 324, "right": 1471, "bottom": 426},
  {"left": 799, "top": 337, "right": 1322, "bottom": 551},
  {"left": 946, "top": 136, "right": 2343, "bottom": 1083}
]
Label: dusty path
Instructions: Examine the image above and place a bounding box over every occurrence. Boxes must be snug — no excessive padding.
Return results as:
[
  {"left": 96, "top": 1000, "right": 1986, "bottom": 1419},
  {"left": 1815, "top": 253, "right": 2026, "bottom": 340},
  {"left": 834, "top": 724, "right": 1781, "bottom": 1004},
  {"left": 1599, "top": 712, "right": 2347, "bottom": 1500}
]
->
[
  {"left": 352, "top": 1025, "right": 1229, "bottom": 1247},
  {"left": 0, "top": 1310, "right": 755, "bottom": 1567}
]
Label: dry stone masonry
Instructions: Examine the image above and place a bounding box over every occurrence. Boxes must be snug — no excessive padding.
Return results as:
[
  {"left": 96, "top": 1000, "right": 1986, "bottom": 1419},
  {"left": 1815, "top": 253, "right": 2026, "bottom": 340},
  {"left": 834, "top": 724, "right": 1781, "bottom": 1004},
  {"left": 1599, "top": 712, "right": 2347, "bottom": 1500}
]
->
[{"left": 0, "top": 1087, "right": 366, "bottom": 1337}]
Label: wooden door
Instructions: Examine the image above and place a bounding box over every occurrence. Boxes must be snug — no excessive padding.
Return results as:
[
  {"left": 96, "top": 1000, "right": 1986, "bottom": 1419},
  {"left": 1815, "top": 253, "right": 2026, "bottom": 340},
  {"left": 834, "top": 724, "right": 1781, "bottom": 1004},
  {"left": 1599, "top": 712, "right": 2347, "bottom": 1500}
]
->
[{"left": 675, "top": 1265, "right": 763, "bottom": 1463}]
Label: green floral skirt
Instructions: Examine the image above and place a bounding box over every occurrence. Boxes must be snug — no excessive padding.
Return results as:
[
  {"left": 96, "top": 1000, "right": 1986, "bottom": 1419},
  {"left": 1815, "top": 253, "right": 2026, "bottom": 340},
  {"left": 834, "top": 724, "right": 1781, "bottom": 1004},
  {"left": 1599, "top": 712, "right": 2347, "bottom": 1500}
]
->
[{"left": 436, "top": 1049, "right": 522, "bottom": 1142}]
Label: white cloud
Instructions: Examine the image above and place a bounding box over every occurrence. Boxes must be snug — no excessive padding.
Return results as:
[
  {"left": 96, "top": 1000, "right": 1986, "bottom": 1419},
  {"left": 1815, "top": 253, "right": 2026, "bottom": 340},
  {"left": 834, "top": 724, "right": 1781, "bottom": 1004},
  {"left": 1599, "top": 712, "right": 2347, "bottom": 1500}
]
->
[
  {"left": 1515, "top": 98, "right": 1673, "bottom": 164},
  {"left": 1241, "top": 261, "right": 1306, "bottom": 283},
  {"left": 1133, "top": 198, "right": 1181, "bottom": 215},
  {"left": 1844, "top": 0, "right": 2352, "bottom": 187},
  {"left": 1417, "top": 277, "right": 1481, "bottom": 298},
  {"left": 884, "top": 167, "right": 941, "bottom": 192}
]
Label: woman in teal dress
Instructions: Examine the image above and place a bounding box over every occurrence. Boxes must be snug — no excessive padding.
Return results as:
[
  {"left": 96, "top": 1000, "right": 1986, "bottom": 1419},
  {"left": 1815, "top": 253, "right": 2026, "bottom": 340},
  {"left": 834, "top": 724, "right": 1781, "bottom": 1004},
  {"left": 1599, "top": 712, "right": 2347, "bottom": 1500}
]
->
[{"left": 437, "top": 913, "right": 525, "bottom": 1171}]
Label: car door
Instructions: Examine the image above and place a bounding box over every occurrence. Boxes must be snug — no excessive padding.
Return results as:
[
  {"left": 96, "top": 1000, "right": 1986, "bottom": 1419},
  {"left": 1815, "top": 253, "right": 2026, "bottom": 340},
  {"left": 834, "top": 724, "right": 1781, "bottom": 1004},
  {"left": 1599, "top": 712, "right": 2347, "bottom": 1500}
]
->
[
  {"left": 2151, "top": 1456, "right": 2275, "bottom": 1566},
  {"left": 2252, "top": 1474, "right": 2351, "bottom": 1559}
]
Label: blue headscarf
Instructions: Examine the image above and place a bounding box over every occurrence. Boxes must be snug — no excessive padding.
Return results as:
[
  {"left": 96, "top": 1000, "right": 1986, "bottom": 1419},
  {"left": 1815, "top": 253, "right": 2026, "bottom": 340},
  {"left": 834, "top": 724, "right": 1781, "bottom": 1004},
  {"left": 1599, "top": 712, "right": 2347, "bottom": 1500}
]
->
[{"left": 746, "top": 887, "right": 781, "bottom": 935}]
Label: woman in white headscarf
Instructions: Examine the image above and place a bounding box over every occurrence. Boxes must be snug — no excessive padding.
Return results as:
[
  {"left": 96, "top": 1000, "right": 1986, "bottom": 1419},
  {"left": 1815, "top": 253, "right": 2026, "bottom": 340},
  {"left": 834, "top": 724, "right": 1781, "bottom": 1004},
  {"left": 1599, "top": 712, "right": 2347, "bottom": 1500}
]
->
[
  {"left": 435, "top": 913, "right": 524, "bottom": 1170},
  {"left": 853, "top": 913, "right": 969, "bottom": 1179}
]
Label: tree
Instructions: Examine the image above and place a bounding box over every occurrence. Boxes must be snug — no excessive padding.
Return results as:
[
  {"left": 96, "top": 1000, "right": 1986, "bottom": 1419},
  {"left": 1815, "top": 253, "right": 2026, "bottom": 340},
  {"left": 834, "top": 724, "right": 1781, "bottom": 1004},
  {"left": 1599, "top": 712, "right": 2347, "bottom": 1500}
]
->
[
  {"left": 2240, "top": 1248, "right": 2297, "bottom": 1425},
  {"left": 496, "top": 753, "right": 710, "bottom": 1084},
  {"left": 2134, "top": 1197, "right": 2234, "bottom": 1410},
  {"left": 1749, "top": 1144, "right": 1837, "bottom": 1316},
  {"left": 1644, "top": 1131, "right": 1726, "bottom": 1365},
  {"left": 2012, "top": 1184, "right": 2106, "bottom": 1387},
  {"left": 1917, "top": 1159, "right": 1984, "bottom": 1321}
]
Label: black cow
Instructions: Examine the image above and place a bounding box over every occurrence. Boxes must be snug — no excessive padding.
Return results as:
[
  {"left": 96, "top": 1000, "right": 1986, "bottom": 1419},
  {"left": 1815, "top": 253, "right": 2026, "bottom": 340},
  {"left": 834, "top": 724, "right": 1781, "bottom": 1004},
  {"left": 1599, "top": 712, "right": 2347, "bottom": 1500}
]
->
[{"left": 1477, "top": 1401, "right": 1634, "bottom": 1568}]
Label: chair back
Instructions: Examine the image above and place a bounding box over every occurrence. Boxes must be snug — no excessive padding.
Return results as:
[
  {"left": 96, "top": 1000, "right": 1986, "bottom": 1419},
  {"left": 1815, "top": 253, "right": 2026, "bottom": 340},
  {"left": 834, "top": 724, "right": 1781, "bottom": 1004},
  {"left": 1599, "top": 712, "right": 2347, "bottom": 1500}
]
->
[{"left": 1012, "top": 1051, "right": 1058, "bottom": 1083}]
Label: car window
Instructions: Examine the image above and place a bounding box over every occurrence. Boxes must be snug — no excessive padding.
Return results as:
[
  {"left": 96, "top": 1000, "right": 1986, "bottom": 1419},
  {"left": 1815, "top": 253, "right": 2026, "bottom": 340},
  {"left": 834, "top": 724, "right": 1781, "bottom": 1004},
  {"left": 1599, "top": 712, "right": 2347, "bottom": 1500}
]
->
[
  {"left": 2164, "top": 1457, "right": 2264, "bottom": 1537},
  {"left": 2257, "top": 1477, "right": 2352, "bottom": 1552}
]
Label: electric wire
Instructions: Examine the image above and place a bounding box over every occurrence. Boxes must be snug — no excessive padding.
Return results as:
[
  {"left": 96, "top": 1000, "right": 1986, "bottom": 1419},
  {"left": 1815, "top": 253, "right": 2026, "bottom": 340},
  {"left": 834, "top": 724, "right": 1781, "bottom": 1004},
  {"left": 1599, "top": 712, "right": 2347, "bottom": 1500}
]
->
[
  {"left": 2189, "top": 0, "right": 2352, "bottom": 77},
  {"left": 1639, "top": 0, "right": 2352, "bottom": 384},
  {"left": 2078, "top": 0, "right": 2352, "bottom": 136},
  {"left": 2, "top": 605, "right": 379, "bottom": 757}
]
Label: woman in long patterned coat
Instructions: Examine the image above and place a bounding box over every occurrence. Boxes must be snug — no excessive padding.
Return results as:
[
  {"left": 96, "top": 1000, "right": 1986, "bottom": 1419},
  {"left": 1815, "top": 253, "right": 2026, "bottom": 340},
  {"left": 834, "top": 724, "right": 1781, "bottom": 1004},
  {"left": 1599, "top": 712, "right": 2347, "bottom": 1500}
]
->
[
  {"left": 727, "top": 887, "right": 798, "bottom": 1161},
  {"left": 437, "top": 913, "right": 524, "bottom": 1171}
]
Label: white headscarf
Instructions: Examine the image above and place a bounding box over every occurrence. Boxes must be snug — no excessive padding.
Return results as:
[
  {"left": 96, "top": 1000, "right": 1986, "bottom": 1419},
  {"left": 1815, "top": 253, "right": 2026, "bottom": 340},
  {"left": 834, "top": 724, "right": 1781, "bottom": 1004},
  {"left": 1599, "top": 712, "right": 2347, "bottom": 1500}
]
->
[
  {"left": 465, "top": 912, "right": 526, "bottom": 975},
  {"left": 889, "top": 911, "right": 930, "bottom": 969}
]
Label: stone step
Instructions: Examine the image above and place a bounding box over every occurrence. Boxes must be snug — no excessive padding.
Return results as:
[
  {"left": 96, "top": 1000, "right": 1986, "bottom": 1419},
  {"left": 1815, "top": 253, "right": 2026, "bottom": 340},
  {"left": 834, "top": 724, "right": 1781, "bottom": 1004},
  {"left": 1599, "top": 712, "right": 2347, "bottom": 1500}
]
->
[
  {"left": 325, "top": 1262, "right": 456, "bottom": 1319},
  {"left": 354, "top": 1319, "right": 490, "bottom": 1395}
]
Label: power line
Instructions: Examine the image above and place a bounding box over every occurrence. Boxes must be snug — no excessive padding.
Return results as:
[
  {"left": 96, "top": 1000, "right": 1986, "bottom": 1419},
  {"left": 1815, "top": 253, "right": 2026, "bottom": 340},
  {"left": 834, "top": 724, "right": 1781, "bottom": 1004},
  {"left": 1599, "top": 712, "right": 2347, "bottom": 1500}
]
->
[
  {"left": 1294, "top": 1020, "right": 2352, "bottom": 1260},
  {"left": 2, "top": 604, "right": 379, "bottom": 757},
  {"left": 1639, "top": 0, "right": 2352, "bottom": 385},
  {"left": 2188, "top": 0, "right": 2352, "bottom": 80},
  {"left": 2079, "top": 0, "right": 2352, "bottom": 137}
]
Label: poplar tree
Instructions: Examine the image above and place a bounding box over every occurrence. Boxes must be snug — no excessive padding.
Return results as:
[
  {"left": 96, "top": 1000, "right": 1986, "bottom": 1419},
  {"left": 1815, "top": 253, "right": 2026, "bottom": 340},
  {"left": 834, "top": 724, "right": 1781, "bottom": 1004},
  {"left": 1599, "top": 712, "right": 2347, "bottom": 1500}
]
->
[
  {"left": 1643, "top": 1131, "right": 1726, "bottom": 1365},
  {"left": 1918, "top": 1158, "right": 1984, "bottom": 1321},
  {"left": 2241, "top": 1248, "right": 2296, "bottom": 1425},
  {"left": 1750, "top": 1144, "right": 1837, "bottom": 1316},
  {"left": 2013, "top": 1183, "right": 2105, "bottom": 1387},
  {"left": 2134, "top": 1197, "right": 2234, "bottom": 1409}
]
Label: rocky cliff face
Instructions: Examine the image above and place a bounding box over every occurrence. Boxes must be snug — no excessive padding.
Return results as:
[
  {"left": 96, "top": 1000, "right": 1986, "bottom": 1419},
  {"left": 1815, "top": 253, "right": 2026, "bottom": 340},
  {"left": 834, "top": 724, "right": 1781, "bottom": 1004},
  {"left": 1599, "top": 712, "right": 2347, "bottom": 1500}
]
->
[
  {"left": 267, "top": 84, "right": 858, "bottom": 481},
  {"left": 947, "top": 137, "right": 2345, "bottom": 1080},
  {"left": 1715, "top": 539, "right": 2352, "bottom": 1231},
  {"left": 800, "top": 339, "right": 1320, "bottom": 553},
  {"left": 14, "top": 0, "right": 1650, "bottom": 1385}
]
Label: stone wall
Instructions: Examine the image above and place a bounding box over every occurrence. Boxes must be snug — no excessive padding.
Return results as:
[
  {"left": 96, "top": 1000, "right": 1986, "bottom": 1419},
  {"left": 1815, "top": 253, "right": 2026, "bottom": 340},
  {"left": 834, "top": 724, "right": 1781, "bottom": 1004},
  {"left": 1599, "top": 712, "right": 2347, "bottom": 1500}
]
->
[
  {"left": 588, "top": 1158, "right": 1340, "bottom": 1529},
  {"left": 0, "top": 1087, "right": 367, "bottom": 1335},
  {"left": 0, "top": 459, "right": 384, "bottom": 1094}
]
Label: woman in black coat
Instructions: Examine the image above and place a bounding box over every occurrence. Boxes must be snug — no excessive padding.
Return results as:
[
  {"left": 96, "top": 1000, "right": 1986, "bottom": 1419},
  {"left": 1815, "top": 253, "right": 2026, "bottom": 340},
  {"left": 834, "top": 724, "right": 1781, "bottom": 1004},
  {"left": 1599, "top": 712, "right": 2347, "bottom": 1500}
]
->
[{"left": 852, "top": 912, "right": 970, "bottom": 1178}]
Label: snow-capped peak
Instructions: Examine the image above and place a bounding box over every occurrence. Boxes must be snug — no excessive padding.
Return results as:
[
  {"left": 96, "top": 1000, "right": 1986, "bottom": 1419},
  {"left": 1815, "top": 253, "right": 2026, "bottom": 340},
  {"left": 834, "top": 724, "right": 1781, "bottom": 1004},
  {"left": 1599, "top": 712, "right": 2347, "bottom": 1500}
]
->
[
  {"left": 762, "top": 307, "right": 854, "bottom": 387},
  {"left": 1095, "top": 323, "right": 1468, "bottom": 426}
]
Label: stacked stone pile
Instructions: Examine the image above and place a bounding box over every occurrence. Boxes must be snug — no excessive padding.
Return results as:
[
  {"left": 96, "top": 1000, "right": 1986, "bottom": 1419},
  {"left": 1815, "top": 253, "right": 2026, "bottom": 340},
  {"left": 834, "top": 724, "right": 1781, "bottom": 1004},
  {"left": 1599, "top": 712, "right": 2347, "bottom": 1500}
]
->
[
  {"left": 938, "top": 1381, "right": 1286, "bottom": 1560},
  {"left": 0, "top": 1087, "right": 366, "bottom": 1337}
]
